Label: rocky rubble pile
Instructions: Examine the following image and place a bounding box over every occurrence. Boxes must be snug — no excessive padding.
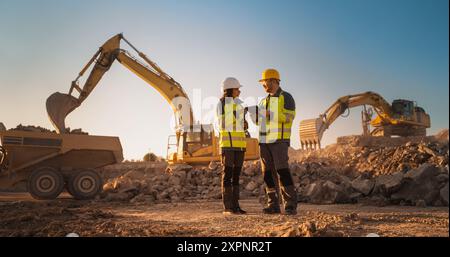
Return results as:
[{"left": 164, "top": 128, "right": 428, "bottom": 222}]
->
[
  {"left": 100, "top": 161, "right": 265, "bottom": 204},
  {"left": 292, "top": 162, "right": 448, "bottom": 207},
  {"left": 100, "top": 161, "right": 448, "bottom": 207},
  {"left": 9, "top": 124, "right": 53, "bottom": 133},
  {"left": 8, "top": 124, "right": 88, "bottom": 134},
  {"left": 100, "top": 130, "right": 449, "bottom": 207},
  {"left": 290, "top": 131, "right": 449, "bottom": 175}
]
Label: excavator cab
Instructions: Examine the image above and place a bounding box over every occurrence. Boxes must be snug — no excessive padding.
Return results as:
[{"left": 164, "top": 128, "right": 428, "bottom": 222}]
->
[
  {"left": 168, "top": 124, "right": 219, "bottom": 164},
  {"left": 168, "top": 123, "right": 260, "bottom": 164},
  {"left": 184, "top": 124, "right": 213, "bottom": 154},
  {"left": 391, "top": 99, "right": 415, "bottom": 120}
]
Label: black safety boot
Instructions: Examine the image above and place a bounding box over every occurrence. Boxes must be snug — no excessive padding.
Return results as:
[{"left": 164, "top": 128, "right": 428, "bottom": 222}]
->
[
  {"left": 262, "top": 188, "right": 281, "bottom": 214},
  {"left": 263, "top": 206, "right": 281, "bottom": 214},
  {"left": 231, "top": 185, "right": 247, "bottom": 214},
  {"left": 233, "top": 207, "right": 247, "bottom": 214},
  {"left": 281, "top": 185, "right": 298, "bottom": 215},
  {"left": 222, "top": 186, "right": 234, "bottom": 215},
  {"left": 284, "top": 206, "right": 297, "bottom": 215}
]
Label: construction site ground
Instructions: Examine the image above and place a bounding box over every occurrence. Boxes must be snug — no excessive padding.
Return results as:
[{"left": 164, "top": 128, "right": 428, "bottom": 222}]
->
[{"left": 0, "top": 192, "right": 448, "bottom": 237}]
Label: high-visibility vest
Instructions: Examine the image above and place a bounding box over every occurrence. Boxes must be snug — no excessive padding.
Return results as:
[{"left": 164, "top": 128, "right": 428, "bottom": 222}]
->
[
  {"left": 258, "top": 90, "right": 296, "bottom": 144},
  {"left": 217, "top": 98, "right": 247, "bottom": 151}
]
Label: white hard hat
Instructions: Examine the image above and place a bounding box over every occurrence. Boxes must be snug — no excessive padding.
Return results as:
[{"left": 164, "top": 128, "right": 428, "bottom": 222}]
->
[{"left": 221, "top": 77, "right": 242, "bottom": 91}]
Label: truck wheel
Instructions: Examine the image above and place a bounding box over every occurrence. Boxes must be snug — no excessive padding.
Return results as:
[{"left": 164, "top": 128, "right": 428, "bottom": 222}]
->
[
  {"left": 28, "top": 167, "right": 65, "bottom": 200},
  {"left": 68, "top": 169, "right": 103, "bottom": 200}
]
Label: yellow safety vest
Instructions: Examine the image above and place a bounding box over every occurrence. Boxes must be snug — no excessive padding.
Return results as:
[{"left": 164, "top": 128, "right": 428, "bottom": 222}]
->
[
  {"left": 217, "top": 98, "right": 247, "bottom": 151},
  {"left": 258, "top": 90, "right": 296, "bottom": 144}
]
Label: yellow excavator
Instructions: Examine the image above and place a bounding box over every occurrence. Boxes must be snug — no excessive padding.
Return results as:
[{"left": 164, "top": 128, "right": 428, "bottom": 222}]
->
[
  {"left": 299, "top": 91, "right": 431, "bottom": 149},
  {"left": 46, "top": 33, "right": 259, "bottom": 164}
]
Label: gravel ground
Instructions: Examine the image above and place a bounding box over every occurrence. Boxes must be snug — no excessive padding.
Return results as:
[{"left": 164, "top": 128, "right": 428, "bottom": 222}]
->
[{"left": 0, "top": 193, "right": 448, "bottom": 237}]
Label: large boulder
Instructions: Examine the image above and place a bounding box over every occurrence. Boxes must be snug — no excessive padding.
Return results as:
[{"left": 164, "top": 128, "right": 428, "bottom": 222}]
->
[
  {"left": 305, "top": 180, "right": 350, "bottom": 204},
  {"left": 404, "top": 163, "right": 440, "bottom": 181},
  {"left": 351, "top": 176, "right": 375, "bottom": 196},
  {"left": 373, "top": 172, "right": 404, "bottom": 196},
  {"left": 391, "top": 164, "right": 441, "bottom": 205},
  {"left": 440, "top": 183, "right": 449, "bottom": 206},
  {"left": 436, "top": 173, "right": 449, "bottom": 184}
]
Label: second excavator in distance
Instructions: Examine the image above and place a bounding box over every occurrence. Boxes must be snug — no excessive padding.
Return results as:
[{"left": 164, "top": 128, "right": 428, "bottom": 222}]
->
[
  {"left": 299, "top": 91, "right": 431, "bottom": 150},
  {"left": 46, "top": 33, "right": 259, "bottom": 164}
]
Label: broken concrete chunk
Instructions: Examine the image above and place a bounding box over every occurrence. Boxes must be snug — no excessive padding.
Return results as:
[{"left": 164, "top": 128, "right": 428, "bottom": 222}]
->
[
  {"left": 374, "top": 172, "right": 404, "bottom": 196},
  {"left": 351, "top": 176, "right": 375, "bottom": 196},
  {"left": 404, "top": 164, "right": 440, "bottom": 182},
  {"left": 245, "top": 181, "right": 258, "bottom": 191}
]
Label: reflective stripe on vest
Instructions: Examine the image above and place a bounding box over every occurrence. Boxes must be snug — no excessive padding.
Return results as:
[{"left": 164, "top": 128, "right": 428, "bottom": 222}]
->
[
  {"left": 258, "top": 91, "right": 295, "bottom": 144},
  {"left": 217, "top": 99, "right": 247, "bottom": 150}
]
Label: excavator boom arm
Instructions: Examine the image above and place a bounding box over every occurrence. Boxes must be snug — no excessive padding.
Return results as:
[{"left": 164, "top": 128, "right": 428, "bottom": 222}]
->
[
  {"left": 321, "top": 92, "right": 393, "bottom": 127},
  {"left": 46, "top": 34, "right": 193, "bottom": 134},
  {"left": 116, "top": 50, "right": 193, "bottom": 126},
  {"left": 299, "top": 91, "right": 394, "bottom": 149}
]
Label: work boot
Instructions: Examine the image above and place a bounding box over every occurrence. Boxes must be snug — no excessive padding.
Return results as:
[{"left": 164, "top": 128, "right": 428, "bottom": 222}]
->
[
  {"left": 281, "top": 185, "right": 298, "bottom": 215},
  {"left": 232, "top": 185, "right": 246, "bottom": 214},
  {"left": 234, "top": 207, "right": 247, "bottom": 214},
  {"left": 222, "top": 186, "right": 234, "bottom": 215},
  {"left": 263, "top": 188, "right": 281, "bottom": 214},
  {"left": 263, "top": 206, "right": 281, "bottom": 214},
  {"left": 284, "top": 206, "right": 297, "bottom": 215}
]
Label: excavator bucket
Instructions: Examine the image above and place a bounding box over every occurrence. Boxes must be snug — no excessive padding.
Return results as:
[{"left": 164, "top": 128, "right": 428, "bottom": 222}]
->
[
  {"left": 299, "top": 118, "right": 324, "bottom": 150},
  {"left": 46, "top": 92, "right": 80, "bottom": 134}
]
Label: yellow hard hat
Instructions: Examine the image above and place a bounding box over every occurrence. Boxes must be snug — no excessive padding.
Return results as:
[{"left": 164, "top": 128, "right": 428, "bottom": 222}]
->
[{"left": 259, "top": 68, "right": 280, "bottom": 82}]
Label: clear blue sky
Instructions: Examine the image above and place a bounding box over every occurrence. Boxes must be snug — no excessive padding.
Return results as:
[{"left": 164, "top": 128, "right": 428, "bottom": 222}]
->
[{"left": 0, "top": 0, "right": 448, "bottom": 159}]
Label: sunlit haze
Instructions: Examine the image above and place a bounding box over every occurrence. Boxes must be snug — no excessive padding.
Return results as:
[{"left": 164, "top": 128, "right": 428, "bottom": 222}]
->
[{"left": 1, "top": 0, "right": 448, "bottom": 160}]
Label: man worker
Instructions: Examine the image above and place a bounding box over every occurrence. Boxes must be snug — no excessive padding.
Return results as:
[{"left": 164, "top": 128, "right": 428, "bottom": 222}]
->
[{"left": 250, "top": 68, "right": 298, "bottom": 215}]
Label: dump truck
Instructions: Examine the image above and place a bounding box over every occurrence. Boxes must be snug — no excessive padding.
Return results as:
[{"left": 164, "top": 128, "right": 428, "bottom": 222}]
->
[
  {"left": 0, "top": 123, "right": 123, "bottom": 200},
  {"left": 299, "top": 91, "right": 431, "bottom": 149},
  {"left": 45, "top": 33, "right": 259, "bottom": 164}
]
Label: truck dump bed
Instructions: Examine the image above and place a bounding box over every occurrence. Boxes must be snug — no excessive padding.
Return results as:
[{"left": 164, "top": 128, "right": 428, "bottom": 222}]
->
[{"left": 0, "top": 130, "right": 123, "bottom": 199}]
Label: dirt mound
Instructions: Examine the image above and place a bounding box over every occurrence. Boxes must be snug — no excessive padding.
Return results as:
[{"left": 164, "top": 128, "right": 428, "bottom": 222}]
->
[
  {"left": 287, "top": 133, "right": 449, "bottom": 206},
  {"left": 99, "top": 158, "right": 448, "bottom": 207},
  {"left": 99, "top": 131, "right": 449, "bottom": 207},
  {"left": 9, "top": 124, "right": 53, "bottom": 133},
  {"left": 8, "top": 124, "right": 88, "bottom": 134},
  {"left": 435, "top": 129, "right": 449, "bottom": 141},
  {"left": 289, "top": 134, "right": 448, "bottom": 175}
]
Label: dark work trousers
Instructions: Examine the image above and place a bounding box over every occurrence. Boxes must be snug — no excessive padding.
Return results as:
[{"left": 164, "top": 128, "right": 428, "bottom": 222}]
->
[
  {"left": 221, "top": 150, "right": 245, "bottom": 187},
  {"left": 221, "top": 150, "right": 245, "bottom": 210},
  {"left": 259, "top": 142, "right": 297, "bottom": 209}
]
